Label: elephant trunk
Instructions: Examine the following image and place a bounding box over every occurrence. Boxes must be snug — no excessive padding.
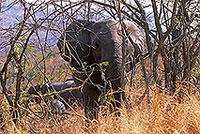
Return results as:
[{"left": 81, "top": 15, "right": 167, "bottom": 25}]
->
[{"left": 99, "top": 40, "right": 123, "bottom": 111}]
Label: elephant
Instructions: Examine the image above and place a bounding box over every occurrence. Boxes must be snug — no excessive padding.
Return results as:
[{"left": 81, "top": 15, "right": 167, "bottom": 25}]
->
[
  {"left": 57, "top": 19, "right": 147, "bottom": 120},
  {"left": 26, "top": 79, "right": 83, "bottom": 110}
]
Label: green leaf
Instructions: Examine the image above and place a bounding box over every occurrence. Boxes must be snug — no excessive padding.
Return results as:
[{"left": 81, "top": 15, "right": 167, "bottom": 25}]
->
[
  {"left": 175, "top": 16, "right": 182, "bottom": 24},
  {"left": 98, "top": 95, "right": 101, "bottom": 102},
  {"left": 110, "top": 97, "right": 115, "bottom": 102},
  {"left": 100, "top": 61, "right": 109, "bottom": 67},
  {"left": 70, "top": 67, "right": 77, "bottom": 74},
  {"left": 38, "top": 53, "right": 43, "bottom": 59},
  {"left": 103, "top": 97, "right": 106, "bottom": 103},
  {"left": 197, "top": 34, "right": 200, "bottom": 41}
]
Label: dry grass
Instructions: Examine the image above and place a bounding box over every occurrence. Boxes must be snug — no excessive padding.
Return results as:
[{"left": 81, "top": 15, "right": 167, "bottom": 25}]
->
[
  {"left": 1, "top": 54, "right": 200, "bottom": 134},
  {"left": 1, "top": 87, "right": 200, "bottom": 134}
]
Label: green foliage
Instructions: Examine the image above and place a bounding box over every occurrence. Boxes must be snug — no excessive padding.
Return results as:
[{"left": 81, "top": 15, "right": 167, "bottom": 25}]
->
[
  {"left": 70, "top": 67, "right": 77, "bottom": 74},
  {"left": 98, "top": 93, "right": 115, "bottom": 104},
  {"left": 21, "top": 97, "right": 29, "bottom": 105},
  {"left": 100, "top": 61, "right": 109, "bottom": 72},
  {"left": 100, "top": 61, "right": 109, "bottom": 67},
  {"left": 175, "top": 16, "right": 182, "bottom": 24},
  {"left": 82, "top": 62, "right": 88, "bottom": 71}
]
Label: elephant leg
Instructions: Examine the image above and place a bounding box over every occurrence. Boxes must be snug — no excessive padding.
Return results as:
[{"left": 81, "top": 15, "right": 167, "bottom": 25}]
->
[
  {"left": 113, "top": 93, "right": 121, "bottom": 109},
  {"left": 83, "top": 84, "right": 100, "bottom": 122},
  {"left": 112, "top": 92, "right": 121, "bottom": 116},
  {"left": 121, "top": 90, "right": 129, "bottom": 109}
]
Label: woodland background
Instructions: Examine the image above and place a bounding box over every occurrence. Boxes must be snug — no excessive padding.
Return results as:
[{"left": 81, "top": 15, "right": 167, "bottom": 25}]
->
[{"left": 0, "top": 0, "right": 200, "bottom": 133}]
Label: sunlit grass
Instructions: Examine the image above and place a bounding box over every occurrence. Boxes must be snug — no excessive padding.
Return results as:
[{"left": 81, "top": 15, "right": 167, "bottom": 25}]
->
[
  {"left": 1, "top": 86, "right": 200, "bottom": 134},
  {"left": 1, "top": 55, "right": 200, "bottom": 133}
]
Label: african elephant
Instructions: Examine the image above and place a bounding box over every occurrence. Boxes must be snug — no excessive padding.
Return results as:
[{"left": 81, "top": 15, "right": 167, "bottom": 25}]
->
[
  {"left": 57, "top": 19, "right": 147, "bottom": 120},
  {"left": 26, "top": 79, "right": 83, "bottom": 110}
]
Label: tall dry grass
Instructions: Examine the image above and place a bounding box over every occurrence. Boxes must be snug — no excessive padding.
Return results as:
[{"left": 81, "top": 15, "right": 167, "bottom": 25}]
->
[
  {"left": 1, "top": 85, "right": 200, "bottom": 134},
  {"left": 1, "top": 55, "right": 200, "bottom": 134}
]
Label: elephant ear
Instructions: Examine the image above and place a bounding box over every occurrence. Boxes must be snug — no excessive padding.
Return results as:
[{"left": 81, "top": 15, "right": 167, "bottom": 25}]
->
[{"left": 124, "top": 20, "right": 147, "bottom": 56}]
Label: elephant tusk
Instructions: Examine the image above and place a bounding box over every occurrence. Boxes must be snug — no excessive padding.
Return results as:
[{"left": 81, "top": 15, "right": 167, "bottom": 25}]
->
[{"left": 99, "top": 31, "right": 108, "bottom": 35}]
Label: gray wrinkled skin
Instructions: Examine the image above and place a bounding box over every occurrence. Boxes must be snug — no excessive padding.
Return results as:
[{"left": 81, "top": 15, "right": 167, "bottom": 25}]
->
[
  {"left": 57, "top": 19, "right": 147, "bottom": 120},
  {"left": 26, "top": 79, "right": 83, "bottom": 110},
  {"left": 48, "top": 99, "right": 66, "bottom": 114}
]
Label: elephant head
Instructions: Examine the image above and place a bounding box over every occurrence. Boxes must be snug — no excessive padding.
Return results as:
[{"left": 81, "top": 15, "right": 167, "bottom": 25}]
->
[
  {"left": 57, "top": 19, "right": 147, "bottom": 121},
  {"left": 57, "top": 20, "right": 96, "bottom": 69}
]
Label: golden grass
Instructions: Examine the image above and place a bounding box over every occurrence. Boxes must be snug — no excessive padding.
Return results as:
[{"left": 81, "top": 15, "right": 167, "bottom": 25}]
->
[
  {"left": 1, "top": 88, "right": 200, "bottom": 134},
  {"left": 1, "top": 55, "right": 200, "bottom": 133}
]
